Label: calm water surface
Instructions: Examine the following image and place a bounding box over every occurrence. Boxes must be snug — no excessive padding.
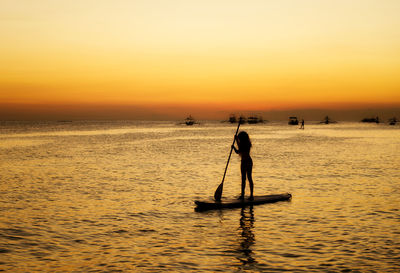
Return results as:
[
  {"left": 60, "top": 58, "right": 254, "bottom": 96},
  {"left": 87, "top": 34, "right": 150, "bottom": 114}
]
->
[{"left": 0, "top": 121, "right": 399, "bottom": 272}]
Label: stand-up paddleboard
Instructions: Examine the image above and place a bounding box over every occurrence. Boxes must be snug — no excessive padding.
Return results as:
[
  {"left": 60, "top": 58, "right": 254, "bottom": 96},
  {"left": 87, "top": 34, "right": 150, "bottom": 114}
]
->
[{"left": 195, "top": 193, "right": 292, "bottom": 212}]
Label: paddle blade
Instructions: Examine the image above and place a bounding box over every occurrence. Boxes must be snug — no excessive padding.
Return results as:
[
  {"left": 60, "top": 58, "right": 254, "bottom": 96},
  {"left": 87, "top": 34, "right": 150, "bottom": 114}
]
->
[{"left": 214, "top": 182, "right": 223, "bottom": 201}]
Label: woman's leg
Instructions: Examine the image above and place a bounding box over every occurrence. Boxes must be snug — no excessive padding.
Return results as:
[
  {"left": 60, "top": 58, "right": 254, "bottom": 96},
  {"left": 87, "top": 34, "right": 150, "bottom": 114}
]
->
[
  {"left": 240, "top": 163, "right": 246, "bottom": 199},
  {"left": 247, "top": 169, "right": 254, "bottom": 199},
  {"left": 247, "top": 161, "right": 254, "bottom": 199}
]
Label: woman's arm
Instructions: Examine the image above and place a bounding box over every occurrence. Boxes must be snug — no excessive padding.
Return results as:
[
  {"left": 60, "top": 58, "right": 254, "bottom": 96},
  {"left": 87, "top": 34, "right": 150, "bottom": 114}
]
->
[{"left": 232, "top": 144, "right": 239, "bottom": 154}]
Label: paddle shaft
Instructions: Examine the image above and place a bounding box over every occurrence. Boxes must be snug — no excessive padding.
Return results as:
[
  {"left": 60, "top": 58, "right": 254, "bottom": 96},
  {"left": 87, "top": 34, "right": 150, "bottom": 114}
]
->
[{"left": 221, "top": 121, "right": 241, "bottom": 185}]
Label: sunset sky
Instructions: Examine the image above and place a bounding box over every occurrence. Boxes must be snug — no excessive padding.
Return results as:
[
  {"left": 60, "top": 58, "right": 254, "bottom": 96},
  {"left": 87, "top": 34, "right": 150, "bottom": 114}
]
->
[{"left": 1, "top": 0, "right": 400, "bottom": 119}]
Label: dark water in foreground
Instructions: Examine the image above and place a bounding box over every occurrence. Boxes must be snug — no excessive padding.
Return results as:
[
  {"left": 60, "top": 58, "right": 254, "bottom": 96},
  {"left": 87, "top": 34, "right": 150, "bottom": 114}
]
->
[{"left": 1, "top": 121, "right": 399, "bottom": 272}]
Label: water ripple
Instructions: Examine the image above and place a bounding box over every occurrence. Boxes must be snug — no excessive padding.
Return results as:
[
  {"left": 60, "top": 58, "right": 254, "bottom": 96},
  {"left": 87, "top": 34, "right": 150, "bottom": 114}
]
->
[{"left": 1, "top": 121, "right": 399, "bottom": 272}]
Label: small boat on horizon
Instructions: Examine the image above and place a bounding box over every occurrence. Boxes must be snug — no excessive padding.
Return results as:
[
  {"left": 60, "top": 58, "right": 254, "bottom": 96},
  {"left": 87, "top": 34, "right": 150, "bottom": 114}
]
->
[
  {"left": 288, "top": 117, "right": 299, "bottom": 125},
  {"left": 361, "top": 117, "right": 380, "bottom": 123},
  {"left": 320, "top": 116, "right": 337, "bottom": 124},
  {"left": 247, "top": 115, "right": 265, "bottom": 124},
  {"left": 228, "top": 114, "right": 237, "bottom": 123},
  {"left": 226, "top": 115, "right": 263, "bottom": 124},
  {"left": 389, "top": 117, "right": 397, "bottom": 125},
  {"left": 184, "top": 115, "right": 197, "bottom": 126}
]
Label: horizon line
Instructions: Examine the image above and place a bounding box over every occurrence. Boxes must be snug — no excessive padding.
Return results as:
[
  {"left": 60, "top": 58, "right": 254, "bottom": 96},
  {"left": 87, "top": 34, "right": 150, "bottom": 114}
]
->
[{"left": 1, "top": 102, "right": 399, "bottom": 121}]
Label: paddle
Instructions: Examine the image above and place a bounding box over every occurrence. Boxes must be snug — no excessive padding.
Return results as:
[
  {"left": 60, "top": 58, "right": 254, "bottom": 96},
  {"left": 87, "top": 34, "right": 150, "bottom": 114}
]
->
[{"left": 214, "top": 118, "right": 242, "bottom": 201}]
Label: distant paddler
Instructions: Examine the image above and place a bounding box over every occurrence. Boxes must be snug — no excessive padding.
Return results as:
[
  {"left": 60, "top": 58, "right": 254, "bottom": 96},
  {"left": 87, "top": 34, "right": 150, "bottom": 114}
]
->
[{"left": 300, "top": 119, "right": 304, "bottom": 129}]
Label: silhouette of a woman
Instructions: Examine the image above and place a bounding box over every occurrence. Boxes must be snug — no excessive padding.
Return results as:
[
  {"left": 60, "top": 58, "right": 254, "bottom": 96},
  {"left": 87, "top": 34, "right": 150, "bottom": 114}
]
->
[{"left": 232, "top": 131, "right": 254, "bottom": 200}]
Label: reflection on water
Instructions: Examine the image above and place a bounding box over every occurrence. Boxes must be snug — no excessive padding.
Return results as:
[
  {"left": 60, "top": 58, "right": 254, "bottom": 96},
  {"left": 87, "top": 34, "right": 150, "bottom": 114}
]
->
[
  {"left": 0, "top": 121, "right": 399, "bottom": 272},
  {"left": 238, "top": 206, "right": 256, "bottom": 266}
]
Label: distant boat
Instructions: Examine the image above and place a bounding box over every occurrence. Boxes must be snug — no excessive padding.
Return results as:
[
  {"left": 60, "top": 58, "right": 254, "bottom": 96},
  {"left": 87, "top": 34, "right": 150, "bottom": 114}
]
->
[
  {"left": 227, "top": 115, "right": 246, "bottom": 124},
  {"left": 288, "top": 117, "right": 299, "bottom": 125},
  {"left": 361, "top": 117, "right": 380, "bottom": 123},
  {"left": 226, "top": 115, "right": 264, "bottom": 124},
  {"left": 320, "top": 116, "right": 337, "bottom": 124},
  {"left": 228, "top": 114, "right": 237, "bottom": 123},
  {"left": 185, "top": 115, "right": 196, "bottom": 126},
  {"left": 389, "top": 117, "right": 397, "bottom": 125},
  {"left": 247, "top": 115, "right": 264, "bottom": 124}
]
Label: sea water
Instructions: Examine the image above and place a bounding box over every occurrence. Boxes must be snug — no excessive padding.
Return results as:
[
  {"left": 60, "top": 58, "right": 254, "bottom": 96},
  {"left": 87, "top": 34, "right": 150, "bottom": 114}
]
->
[{"left": 0, "top": 121, "right": 399, "bottom": 272}]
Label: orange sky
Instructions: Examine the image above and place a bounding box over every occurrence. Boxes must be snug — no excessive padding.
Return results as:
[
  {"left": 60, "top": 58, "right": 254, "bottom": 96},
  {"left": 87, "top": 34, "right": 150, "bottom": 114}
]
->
[{"left": 1, "top": 0, "right": 400, "bottom": 119}]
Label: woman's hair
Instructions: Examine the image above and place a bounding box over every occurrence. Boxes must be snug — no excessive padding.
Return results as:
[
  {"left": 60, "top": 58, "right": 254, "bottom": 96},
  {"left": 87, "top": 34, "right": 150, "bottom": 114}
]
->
[{"left": 237, "top": 131, "right": 252, "bottom": 151}]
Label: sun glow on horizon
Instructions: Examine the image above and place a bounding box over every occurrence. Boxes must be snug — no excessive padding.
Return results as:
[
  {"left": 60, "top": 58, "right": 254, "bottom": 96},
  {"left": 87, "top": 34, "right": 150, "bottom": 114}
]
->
[{"left": 1, "top": 0, "right": 400, "bottom": 119}]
